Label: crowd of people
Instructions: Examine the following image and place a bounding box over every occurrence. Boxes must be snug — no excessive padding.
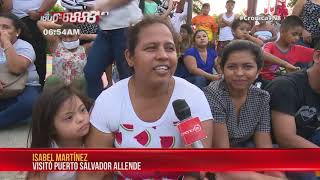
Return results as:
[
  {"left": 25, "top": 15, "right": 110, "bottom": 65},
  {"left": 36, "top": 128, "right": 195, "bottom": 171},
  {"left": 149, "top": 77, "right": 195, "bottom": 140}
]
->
[{"left": 0, "top": 0, "right": 319, "bottom": 179}]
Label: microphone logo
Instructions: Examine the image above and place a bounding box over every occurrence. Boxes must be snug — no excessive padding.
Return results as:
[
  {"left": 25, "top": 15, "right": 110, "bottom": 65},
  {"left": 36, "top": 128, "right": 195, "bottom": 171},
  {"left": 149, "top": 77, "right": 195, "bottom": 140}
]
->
[
  {"left": 177, "top": 117, "right": 207, "bottom": 145},
  {"left": 181, "top": 124, "right": 202, "bottom": 136}
]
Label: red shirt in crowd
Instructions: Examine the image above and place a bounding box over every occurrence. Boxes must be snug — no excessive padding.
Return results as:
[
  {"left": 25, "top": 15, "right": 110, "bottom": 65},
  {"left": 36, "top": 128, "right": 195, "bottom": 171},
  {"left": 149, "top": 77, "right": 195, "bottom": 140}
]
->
[{"left": 261, "top": 42, "right": 314, "bottom": 80}]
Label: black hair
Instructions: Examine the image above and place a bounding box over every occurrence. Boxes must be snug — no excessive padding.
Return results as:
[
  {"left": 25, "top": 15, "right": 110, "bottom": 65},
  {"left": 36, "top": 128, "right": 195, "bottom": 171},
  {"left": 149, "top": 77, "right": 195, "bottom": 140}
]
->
[
  {"left": 220, "top": 40, "right": 264, "bottom": 69},
  {"left": 280, "top": 15, "right": 304, "bottom": 31},
  {"left": 28, "top": 85, "right": 93, "bottom": 148},
  {"left": 202, "top": 3, "right": 210, "bottom": 8},
  {"left": 0, "top": 13, "right": 30, "bottom": 41},
  {"left": 231, "top": 18, "right": 251, "bottom": 31},
  {"left": 180, "top": 24, "right": 193, "bottom": 35},
  {"left": 226, "top": 0, "right": 236, "bottom": 4},
  {"left": 127, "top": 16, "right": 178, "bottom": 56},
  {"left": 192, "top": 29, "right": 207, "bottom": 43}
]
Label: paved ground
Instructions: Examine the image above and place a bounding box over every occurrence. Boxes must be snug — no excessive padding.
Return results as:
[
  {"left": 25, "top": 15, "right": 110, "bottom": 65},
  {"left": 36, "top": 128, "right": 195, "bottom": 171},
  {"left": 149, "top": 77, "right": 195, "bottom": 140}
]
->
[
  {"left": 0, "top": 56, "right": 53, "bottom": 179},
  {"left": 0, "top": 123, "right": 30, "bottom": 179}
]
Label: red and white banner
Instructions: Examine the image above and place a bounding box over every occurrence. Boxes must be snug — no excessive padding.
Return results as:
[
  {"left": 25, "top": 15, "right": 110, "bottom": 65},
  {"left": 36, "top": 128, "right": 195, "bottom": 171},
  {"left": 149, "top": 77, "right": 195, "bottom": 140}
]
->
[{"left": 1, "top": 149, "right": 320, "bottom": 171}]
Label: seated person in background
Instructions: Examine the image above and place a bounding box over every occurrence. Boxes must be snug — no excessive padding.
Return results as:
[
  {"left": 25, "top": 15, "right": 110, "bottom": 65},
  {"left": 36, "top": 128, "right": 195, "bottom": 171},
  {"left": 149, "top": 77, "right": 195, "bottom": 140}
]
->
[
  {"left": 203, "top": 40, "right": 286, "bottom": 180},
  {"left": 251, "top": 13, "right": 277, "bottom": 43},
  {"left": 231, "top": 18, "right": 264, "bottom": 46},
  {"left": 27, "top": 85, "right": 92, "bottom": 180},
  {"left": 174, "top": 24, "right": 193, "bottom": 79},
  {"left": 261, "top": 15, "right": 315, "bottom": 81},
  {"left": 204, "top": 40, "right": 272, "bottom": 148},
  {"left": 178, "top": 24, "right": 192, "bottom": 57},
  {"left": 0, "top": 13, "right": 41, "bottom": 128},
  {"left": 182, "top": 30, "right": 221, "bottom": 89},
  {"left": 192, "top": 3, "right": 218, "bottom": 47},
  {"left": 265, "top": 41, "right": 320, "bottom": 180},
  {"left": 214, "top": 18, "right": 298, "bottom": 88},
  {"left": 37, "top": 21, "right": 91, "bottom": 92}
]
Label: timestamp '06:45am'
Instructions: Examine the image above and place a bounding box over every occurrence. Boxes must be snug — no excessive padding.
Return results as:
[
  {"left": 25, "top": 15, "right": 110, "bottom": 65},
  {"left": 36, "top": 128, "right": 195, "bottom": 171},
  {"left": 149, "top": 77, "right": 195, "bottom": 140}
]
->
[{"left": 42, "top": 29, "right": 81, "bottom": 36}]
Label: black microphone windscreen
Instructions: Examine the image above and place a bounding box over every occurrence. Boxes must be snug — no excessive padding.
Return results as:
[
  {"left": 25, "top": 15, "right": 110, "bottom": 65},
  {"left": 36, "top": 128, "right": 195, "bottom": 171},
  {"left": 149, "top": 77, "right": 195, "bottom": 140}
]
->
[{"left": 172, "top": 99, "right": 191, "bottom": 121}]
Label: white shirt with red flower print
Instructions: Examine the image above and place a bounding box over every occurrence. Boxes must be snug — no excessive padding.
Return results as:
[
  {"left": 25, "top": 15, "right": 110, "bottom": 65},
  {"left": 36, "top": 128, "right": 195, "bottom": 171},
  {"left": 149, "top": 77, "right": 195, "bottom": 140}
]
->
[{"left": 52, "top": 43, "right": 87, "bottom": 85}]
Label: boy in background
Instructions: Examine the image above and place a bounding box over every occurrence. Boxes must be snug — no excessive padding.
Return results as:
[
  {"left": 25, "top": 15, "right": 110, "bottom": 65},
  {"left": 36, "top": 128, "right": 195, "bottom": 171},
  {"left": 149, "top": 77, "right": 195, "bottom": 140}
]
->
[
  {"left": 214, "top": 18, "right": 298, "bottom": 89},
  {"left": 261, "top": 15, "right": 315, "bottom": 81},
  {"left": 217, "top": 0, "right": 238, "bottom": 52},
  {"left": 192, "top": 3, "right": 218, "bottom": 47}
]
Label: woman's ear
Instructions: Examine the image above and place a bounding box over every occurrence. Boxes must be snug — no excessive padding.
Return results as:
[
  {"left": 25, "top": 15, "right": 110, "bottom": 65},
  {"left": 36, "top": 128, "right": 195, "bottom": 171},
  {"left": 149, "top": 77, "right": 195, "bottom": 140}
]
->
[{"left": 125, "top": 49, "right": 134, "bottom": 67}]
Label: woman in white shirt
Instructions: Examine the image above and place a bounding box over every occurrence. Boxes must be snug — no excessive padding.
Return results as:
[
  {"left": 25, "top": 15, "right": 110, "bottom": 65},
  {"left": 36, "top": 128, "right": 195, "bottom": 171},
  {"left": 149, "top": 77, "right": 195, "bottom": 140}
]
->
[{"left": 78, "top": 16, "right": 213, "bottom": 180}]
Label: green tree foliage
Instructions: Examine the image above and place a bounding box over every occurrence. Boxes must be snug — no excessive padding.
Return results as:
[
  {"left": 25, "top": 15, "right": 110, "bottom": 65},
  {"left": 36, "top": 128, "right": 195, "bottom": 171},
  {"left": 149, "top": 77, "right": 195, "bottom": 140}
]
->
[
  {"left": 49, "top": 4, "right": 64, "bottom": 13},
  {"left": 288, "top": 0, "right": 298, "bottom": 7},
  {"left": 46, "top": 4, "right": 64, "bottom": 55},
  {"left": 193, "top": 0, "right": 203, "bottom": 14}
]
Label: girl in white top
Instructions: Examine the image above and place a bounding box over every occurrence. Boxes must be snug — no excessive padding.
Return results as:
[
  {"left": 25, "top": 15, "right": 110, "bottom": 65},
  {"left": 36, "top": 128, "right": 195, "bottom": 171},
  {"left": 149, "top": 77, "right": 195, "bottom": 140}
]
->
[
  {"left": 37, "top": 21, "right": 93, "bottom": 91},
  {"left": 78, "top": 16, "right": 213, "bottom": 180},
  {"left": 27, "top": 85, "right": 92, "bottom": 180}
]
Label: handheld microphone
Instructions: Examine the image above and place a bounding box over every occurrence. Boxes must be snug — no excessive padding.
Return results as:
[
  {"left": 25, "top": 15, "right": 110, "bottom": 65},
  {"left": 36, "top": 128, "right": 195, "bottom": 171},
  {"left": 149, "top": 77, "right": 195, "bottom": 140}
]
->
[{"left": 172, "top": 99, "right": 207, "bottom": 148}]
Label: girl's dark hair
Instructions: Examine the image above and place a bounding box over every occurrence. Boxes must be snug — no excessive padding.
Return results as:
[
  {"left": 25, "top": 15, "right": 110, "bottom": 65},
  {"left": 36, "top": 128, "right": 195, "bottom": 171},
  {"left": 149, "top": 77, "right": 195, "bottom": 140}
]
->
[
  {"left": 192, "top": 29, "right": 207, "bottom": 43},
  {"left": 28, "top": 85, "right": 93, "bottom": 148},
  {"left": 231, "top": 18, "right": 251, "bottom": 31},
  {"left": 127, "top": 16, "right": 178, "bottom": 56},
  {"left": 180, "top": 24, "right": 193, "bottom": 35},
  {"left": 0, "top": 13, "right": 30, "bottom": 41},
  {"left": 220, "top": 40, "right": 264, "bottom": 69}
]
